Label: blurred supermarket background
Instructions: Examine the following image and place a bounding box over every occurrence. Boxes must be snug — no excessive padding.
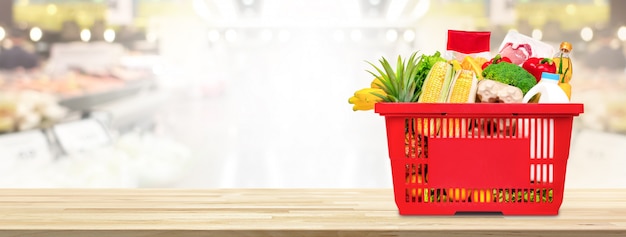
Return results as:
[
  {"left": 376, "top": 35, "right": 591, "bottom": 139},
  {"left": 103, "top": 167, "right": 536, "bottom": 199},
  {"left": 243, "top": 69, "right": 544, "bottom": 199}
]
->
[{"left": 0, "top": 0, "right": 624, "bottom": 188}]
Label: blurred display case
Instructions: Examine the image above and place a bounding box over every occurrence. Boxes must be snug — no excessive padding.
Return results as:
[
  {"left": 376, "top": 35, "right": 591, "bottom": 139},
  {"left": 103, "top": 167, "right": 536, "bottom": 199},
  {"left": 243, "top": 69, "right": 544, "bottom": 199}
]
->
[{"left": 0, "top": 42, "right": 191, "bottom": 188}]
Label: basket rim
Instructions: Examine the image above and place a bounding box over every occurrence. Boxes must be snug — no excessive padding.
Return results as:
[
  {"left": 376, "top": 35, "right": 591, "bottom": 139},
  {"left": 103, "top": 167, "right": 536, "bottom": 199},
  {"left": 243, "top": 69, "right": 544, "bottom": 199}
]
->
[{"left": 374, "top": 103, "right": 584, "bottom": 117}]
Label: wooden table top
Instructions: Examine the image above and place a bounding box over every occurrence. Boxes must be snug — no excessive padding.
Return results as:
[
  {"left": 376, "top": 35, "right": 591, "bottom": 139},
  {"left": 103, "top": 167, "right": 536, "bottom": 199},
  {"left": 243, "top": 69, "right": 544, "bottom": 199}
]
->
[{"left": 0, "top": 189, "right": 624, "bottom": 237}]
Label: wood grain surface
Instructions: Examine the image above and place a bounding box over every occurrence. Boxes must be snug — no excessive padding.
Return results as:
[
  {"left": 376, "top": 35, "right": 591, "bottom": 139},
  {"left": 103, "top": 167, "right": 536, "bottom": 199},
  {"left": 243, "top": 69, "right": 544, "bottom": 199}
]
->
[{"left": 0, "top": 189, "right": 624, "bottom": 237}]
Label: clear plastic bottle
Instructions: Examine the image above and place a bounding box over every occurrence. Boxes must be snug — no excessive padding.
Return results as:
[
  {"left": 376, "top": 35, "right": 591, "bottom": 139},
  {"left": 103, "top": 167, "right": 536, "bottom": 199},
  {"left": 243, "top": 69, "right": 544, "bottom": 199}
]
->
[
  {"left": 523, "top": 72, "right": 570, "bottom": 103},
  {"left": 552, "top": 42, "right": 573, "bottom": 83}
]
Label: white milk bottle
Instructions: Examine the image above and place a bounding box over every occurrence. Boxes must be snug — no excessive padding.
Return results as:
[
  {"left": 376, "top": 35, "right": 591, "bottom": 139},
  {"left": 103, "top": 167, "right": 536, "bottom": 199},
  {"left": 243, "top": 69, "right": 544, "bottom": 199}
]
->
[{"left": 522, "top": 72, "right": 569, "bottom": 103}]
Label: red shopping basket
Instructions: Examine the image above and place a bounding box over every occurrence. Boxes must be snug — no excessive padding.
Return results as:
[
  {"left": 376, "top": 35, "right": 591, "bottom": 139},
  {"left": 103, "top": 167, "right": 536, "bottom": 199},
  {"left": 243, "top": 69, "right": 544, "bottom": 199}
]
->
[{"left": 375, "top": 103, "right": 584, "bottom": 215}]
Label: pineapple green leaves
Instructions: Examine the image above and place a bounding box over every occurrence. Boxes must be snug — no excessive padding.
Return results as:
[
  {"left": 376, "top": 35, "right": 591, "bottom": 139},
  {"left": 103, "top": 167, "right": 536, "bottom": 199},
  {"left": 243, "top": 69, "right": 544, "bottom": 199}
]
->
[{"left": 366, "top": 52, "right": 422, "bottom": 102}]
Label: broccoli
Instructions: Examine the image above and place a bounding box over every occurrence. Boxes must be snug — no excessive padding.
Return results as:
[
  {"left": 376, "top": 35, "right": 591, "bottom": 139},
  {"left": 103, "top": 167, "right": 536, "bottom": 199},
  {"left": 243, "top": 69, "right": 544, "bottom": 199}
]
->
[{"left": 482, "top": 62, "right": 537, "bottom": 95}]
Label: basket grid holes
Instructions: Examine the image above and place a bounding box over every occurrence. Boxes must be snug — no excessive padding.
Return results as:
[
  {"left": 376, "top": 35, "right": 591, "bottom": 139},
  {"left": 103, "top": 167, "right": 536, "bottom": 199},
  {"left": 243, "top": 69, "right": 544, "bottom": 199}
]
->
[{"left": 403, "top": 117, "right": 556, "bottom": 204}]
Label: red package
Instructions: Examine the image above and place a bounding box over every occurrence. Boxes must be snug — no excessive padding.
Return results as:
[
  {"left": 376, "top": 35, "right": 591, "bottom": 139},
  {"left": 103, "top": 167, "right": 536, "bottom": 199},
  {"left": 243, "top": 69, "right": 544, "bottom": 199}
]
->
[{"left": 446, "top": 30, "right": 491, "bottom": 61}]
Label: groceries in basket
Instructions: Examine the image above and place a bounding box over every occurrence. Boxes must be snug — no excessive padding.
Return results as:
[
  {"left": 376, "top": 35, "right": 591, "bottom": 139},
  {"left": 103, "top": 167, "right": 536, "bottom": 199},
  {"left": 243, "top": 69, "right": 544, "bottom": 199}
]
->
[
  {"left": 348, "top": 30, "right": 573, "bottom": 112},
  {"left": 348, "top": 30, "right": 576, "bottom": 139}
]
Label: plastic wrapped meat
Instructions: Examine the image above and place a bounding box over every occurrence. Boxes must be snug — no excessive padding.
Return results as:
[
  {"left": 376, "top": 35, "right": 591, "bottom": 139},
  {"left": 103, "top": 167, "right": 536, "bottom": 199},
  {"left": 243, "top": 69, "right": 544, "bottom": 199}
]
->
[
  {"left": 500, "top": 42, "right": 532, "bottom": 65},
  {"left": 497, "top": 31, "right": 556, "bottom": 65}
]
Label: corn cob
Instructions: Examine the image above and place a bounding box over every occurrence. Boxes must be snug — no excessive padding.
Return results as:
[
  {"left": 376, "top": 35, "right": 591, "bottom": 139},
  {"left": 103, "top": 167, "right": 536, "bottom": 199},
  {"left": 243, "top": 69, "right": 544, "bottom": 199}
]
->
[
  {"left": 442, "top": 70, "right": 477, "bottom": 137},
  {"left": 447, "top": 69, "right": 478, "bottom": 103},
  {"left": 417, "top": 61, "right": 452, "bottom": 103},
  {"left": 415, "top": 61, "right": 452, "bottom": 137}
]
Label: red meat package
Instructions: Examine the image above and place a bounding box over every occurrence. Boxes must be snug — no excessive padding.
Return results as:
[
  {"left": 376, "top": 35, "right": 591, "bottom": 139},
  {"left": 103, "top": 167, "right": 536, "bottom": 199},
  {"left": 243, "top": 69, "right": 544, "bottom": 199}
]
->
[
  {"left": 497, "top": 30, "right": 555, "bottom": 66},
  {"left": 446, "top": 30, "right": 491, "bottom": 61}
]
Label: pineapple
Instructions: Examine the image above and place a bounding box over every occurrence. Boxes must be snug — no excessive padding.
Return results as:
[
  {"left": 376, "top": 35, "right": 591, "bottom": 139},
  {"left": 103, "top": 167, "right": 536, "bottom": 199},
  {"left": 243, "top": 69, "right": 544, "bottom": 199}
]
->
[{"left": 366, "top": 52, "right": 422, "bottom": 102}]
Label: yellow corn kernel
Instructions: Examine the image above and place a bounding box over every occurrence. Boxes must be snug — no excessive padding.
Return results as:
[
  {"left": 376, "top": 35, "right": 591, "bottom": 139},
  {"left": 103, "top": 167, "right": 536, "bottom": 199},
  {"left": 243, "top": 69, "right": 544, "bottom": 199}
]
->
[
  {"left": 447, "top": 70, "right": 478, "bottom": 103},
  {"left": 418, "top": 61, "right": 451, "bottom": 103}
]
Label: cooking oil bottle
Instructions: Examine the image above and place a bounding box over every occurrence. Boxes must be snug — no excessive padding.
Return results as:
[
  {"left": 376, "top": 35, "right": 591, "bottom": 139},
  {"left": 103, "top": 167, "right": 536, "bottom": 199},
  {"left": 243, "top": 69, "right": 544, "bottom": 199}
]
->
[{"left": 552, "top": 42, "right": 573, "bottom": 100}]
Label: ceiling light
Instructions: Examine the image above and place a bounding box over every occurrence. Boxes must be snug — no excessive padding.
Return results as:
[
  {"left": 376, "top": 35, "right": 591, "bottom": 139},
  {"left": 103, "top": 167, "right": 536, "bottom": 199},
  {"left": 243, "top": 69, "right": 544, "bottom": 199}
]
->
[
  {"left": 386, "top": 29, "right": 398, "bottom": 42},
  {"left": 103, "top": 29, "right": 115, "bottom": 43},
  {"left": 403, "top": 29, "right": 415, "bottom": 42},
  {"left": 0, "top": 27, "right": 5, "bottom": 41},
  {"left": 618, "top": 26, "right": 626, "bottom": 41},
  {"left": 30, "top": 27, "right": 43, "bottom": 42},
  {"left": 580, "top": 27, "right": 593, "bottom": 42},
  {"left": 80, "top": 29, "right": 91, "bottom": 42}
]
